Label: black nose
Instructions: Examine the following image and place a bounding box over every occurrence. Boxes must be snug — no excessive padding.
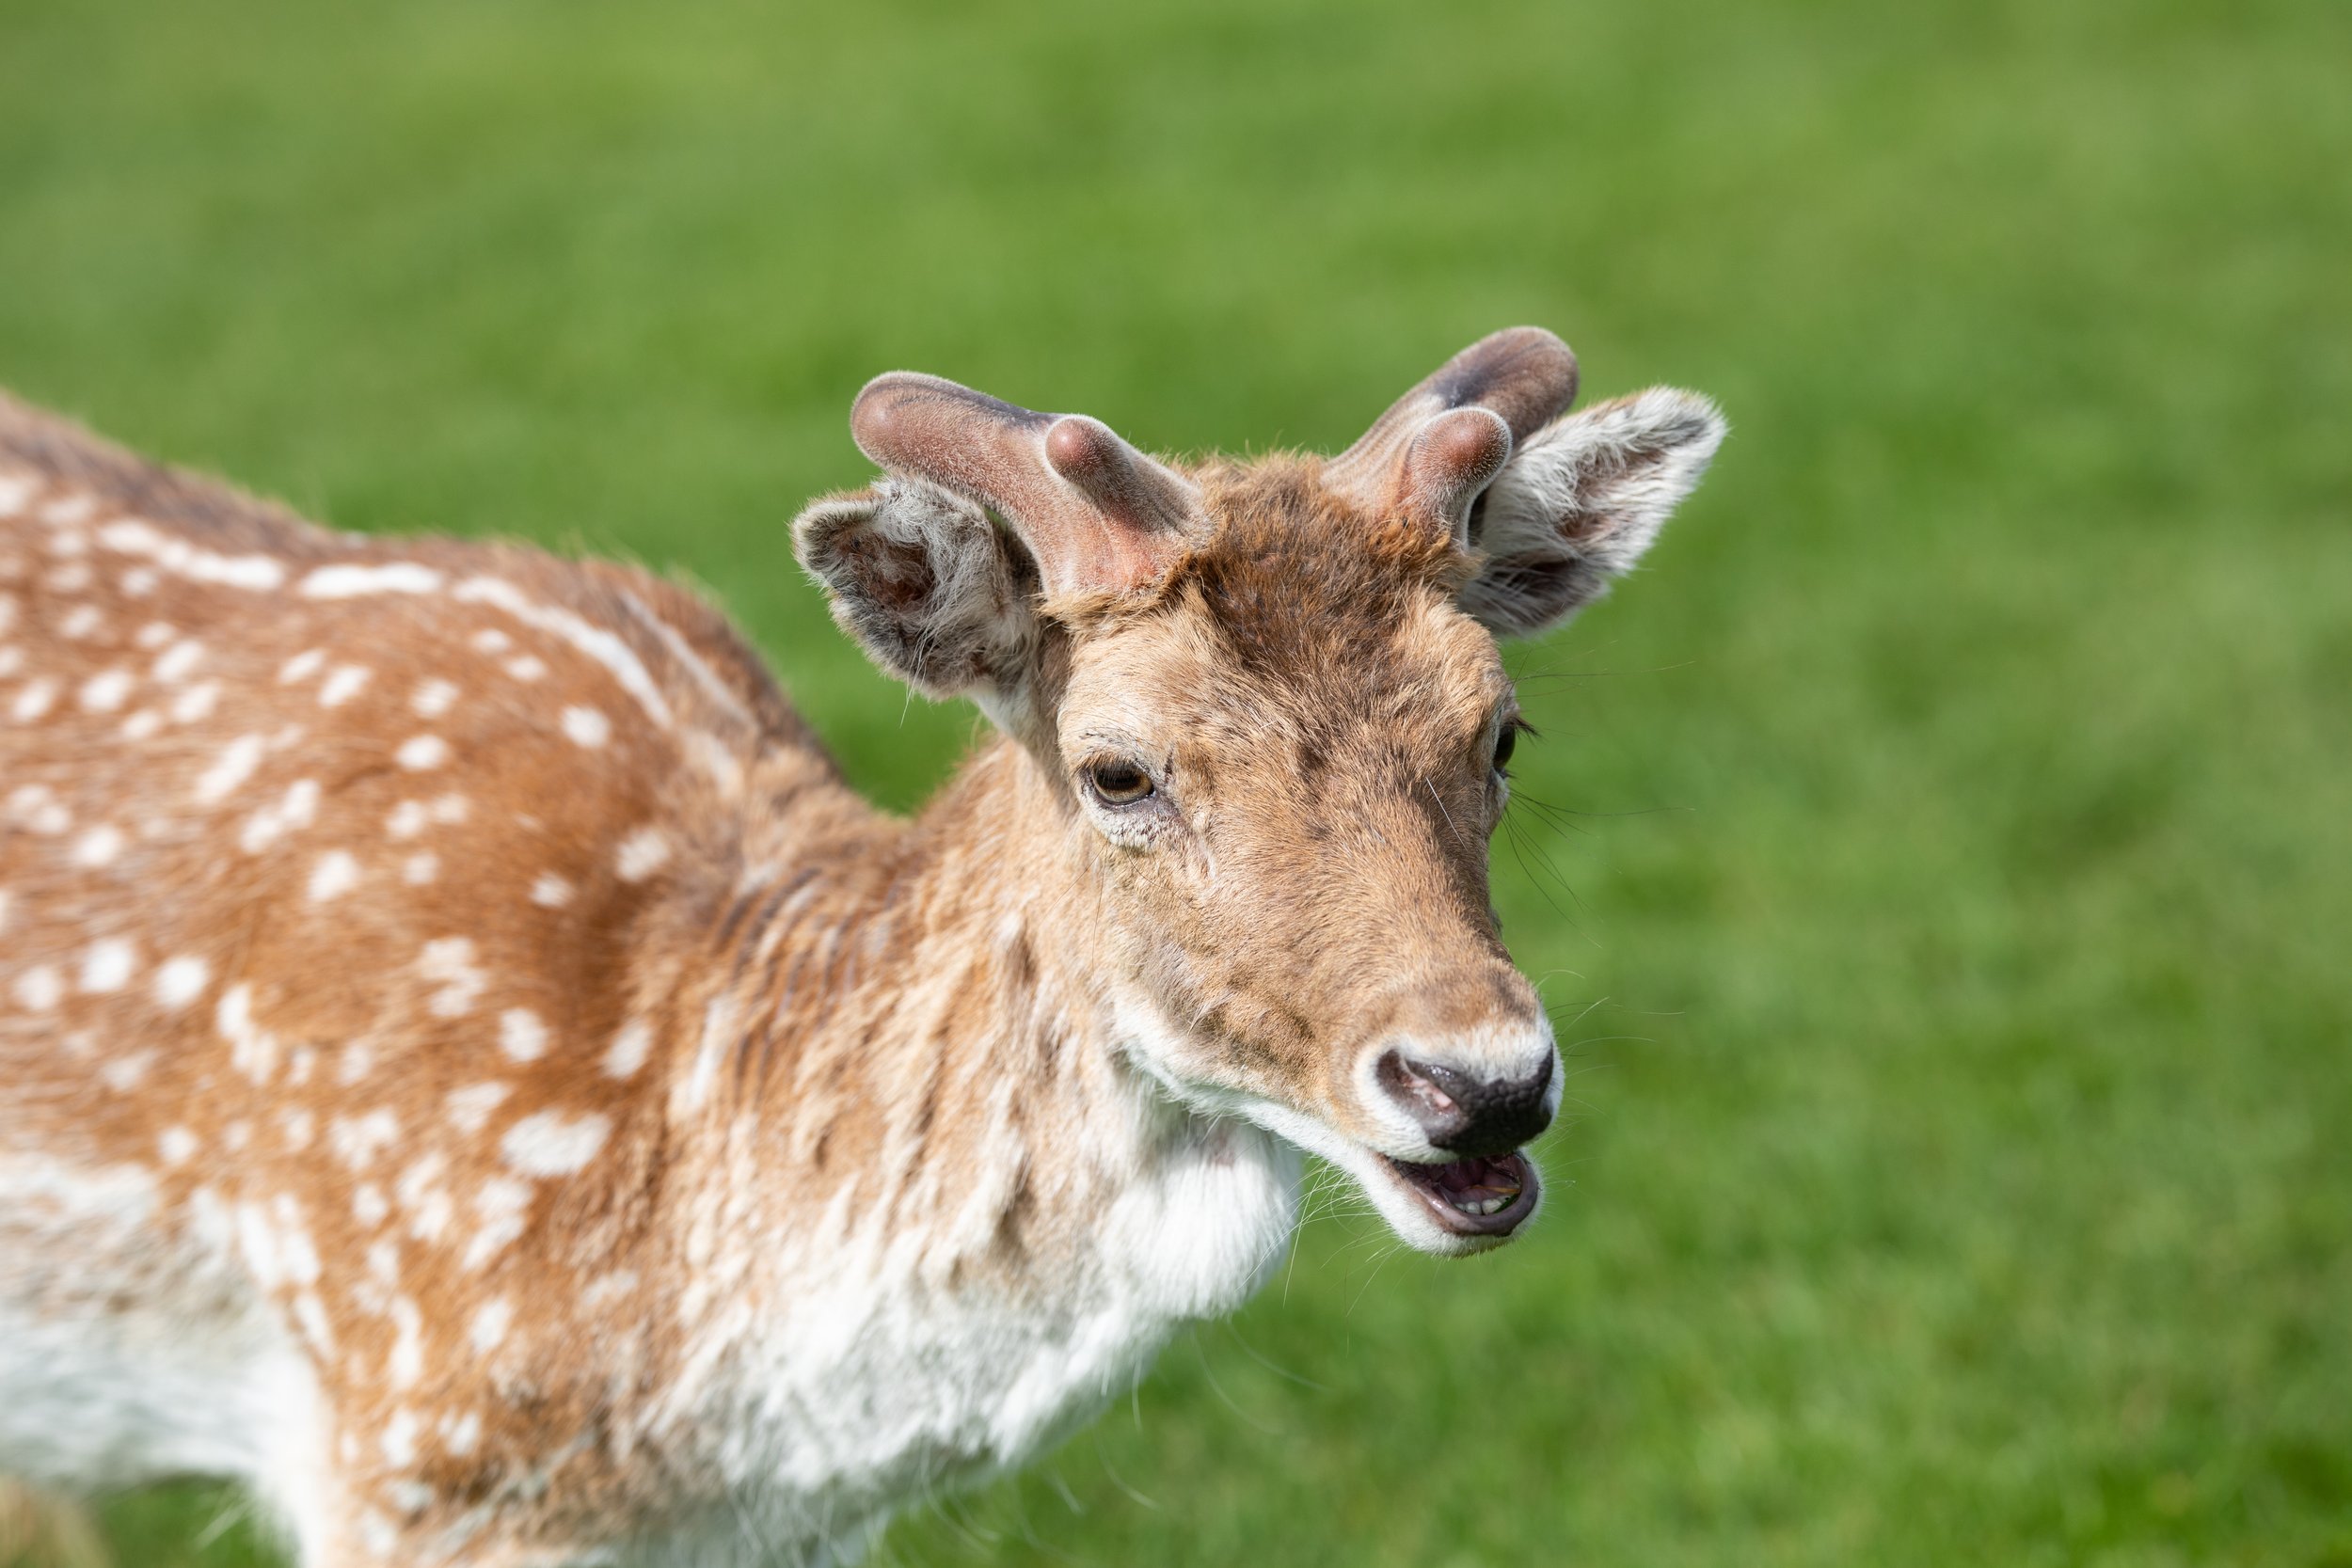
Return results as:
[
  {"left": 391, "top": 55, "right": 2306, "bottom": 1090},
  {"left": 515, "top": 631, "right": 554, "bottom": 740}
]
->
[{"left": 1376, "top": 1048, "right": 1554, "bottom": 1157}]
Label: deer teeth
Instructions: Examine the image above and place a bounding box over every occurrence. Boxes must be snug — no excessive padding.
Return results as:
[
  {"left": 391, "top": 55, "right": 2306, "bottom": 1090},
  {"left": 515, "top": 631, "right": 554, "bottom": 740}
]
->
[{"left": 1448, "top": 1190, "right": 1513, "bottom": 1217}]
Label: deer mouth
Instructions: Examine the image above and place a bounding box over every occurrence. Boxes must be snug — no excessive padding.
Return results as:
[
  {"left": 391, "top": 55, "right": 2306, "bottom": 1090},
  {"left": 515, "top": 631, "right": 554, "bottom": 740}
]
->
[{"left": 1378, "top": 1150, "right": 1539, "bottom": 1238}]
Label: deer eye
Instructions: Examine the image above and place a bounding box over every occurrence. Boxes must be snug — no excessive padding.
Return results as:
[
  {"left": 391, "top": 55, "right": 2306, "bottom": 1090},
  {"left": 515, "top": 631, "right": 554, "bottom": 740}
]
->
[
  {"left": 1084, "top": 758, "right": 1155, "bottom": 807},
  {"left": 1492, "top": 721, "right": 1520, "bottom": 774}
]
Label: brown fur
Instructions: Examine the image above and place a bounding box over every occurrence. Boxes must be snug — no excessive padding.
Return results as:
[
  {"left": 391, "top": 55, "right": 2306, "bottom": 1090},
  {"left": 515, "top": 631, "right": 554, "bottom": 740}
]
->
[{"left": 0, "top": 330, "right": 1724, "bottom": 1565}]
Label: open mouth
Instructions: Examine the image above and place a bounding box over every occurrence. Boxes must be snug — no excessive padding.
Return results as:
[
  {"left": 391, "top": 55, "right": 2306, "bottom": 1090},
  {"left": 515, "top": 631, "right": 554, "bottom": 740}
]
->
[{"left": 1379, "top": 1149, "right": 1539, "bottom": 1238}]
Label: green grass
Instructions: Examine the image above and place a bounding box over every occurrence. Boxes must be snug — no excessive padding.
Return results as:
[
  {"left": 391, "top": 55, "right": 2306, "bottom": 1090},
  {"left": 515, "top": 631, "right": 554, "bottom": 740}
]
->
[{"left": 5, "top": 0, "right": 2347, "bottom": 1562}]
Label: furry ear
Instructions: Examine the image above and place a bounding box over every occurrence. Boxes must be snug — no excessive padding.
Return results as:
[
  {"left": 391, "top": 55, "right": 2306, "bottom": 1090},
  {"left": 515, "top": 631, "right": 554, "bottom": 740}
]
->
[
  {"left": 1457, "top": 388, "right": 1726, "bottom": 639},
  {"left": 792, "top": 477, "right": 1037, "bottom": 700}
]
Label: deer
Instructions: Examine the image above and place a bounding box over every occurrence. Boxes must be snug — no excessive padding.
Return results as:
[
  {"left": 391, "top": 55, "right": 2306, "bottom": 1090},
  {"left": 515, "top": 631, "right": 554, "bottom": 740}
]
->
[{"left": 0, "top": 327, "right": 1724, "bottom": 1567}]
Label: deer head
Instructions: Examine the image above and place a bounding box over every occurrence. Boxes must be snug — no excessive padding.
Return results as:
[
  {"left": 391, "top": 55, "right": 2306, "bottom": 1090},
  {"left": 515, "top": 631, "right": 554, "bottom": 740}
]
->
[{"left": 796, "top": 328, "right": 1724, "bottom": 1254}]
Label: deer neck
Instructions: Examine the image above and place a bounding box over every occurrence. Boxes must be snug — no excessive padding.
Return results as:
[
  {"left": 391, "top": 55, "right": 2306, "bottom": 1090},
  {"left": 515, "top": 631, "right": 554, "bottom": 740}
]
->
[
  {"left": 628, "top": 736, "right": 1296, "bottom": 1500},
  {"left": 665, "top": 732, "right": 1300, "bottom": 1327}
]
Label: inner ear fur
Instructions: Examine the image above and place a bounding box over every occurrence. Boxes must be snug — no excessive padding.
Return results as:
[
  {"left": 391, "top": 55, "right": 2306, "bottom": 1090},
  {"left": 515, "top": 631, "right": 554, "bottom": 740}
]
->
[
  {"left": 792, "top": 477, "right": 1038, "bottom": 699},
  {"left": 1458, "top": 388, "right": 1726, "bottom": 640}
]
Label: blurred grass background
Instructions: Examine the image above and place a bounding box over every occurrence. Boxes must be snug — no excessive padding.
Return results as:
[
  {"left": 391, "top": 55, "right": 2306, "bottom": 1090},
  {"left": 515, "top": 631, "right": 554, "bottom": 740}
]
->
[{"left": 3, "top": 0, "right": 2346, "bottom": 1562}]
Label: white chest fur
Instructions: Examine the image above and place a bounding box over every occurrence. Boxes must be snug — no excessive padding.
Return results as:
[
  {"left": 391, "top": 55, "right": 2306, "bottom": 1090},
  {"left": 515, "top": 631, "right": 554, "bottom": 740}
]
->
[{"left": 646, "top": 1115, "right": 1300, "bottom": 1567}]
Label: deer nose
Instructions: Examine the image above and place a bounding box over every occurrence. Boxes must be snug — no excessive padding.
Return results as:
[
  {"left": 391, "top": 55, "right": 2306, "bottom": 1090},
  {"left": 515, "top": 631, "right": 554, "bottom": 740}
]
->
[{"left": 1376, "top": 1047, "right": 1555, "bottom": 1157}]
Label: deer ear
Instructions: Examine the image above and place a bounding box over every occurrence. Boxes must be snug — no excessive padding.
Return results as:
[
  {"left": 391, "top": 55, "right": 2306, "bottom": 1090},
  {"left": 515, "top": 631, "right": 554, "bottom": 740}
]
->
[
  {"left": 792, "top": 477, "right": 1037, "bottom": 699},
  {"left": 1459, "top": 388, "right": 1726, "bottom": 639}
]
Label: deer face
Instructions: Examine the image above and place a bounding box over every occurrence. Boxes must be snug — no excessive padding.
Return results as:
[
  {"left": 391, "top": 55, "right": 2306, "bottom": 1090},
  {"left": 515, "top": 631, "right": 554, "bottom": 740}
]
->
[
  {"left": 798, "top": 329, "right": 1724, "bottom": 1254},
  {"left": 1052, "top": 505, "right": 1553, "bottom": 1252}
]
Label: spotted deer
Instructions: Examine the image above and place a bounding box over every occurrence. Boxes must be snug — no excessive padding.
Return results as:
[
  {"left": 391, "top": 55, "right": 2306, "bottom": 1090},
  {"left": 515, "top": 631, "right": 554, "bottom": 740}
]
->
[{"left": 0, "top": 328, "right": 1723, "bottom": 1566}]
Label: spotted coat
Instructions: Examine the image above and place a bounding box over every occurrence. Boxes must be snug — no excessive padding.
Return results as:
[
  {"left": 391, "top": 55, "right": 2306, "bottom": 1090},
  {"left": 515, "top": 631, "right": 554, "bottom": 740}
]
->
[{"left": 0, "top": 329, "right": 1725, "bottom": 1567}]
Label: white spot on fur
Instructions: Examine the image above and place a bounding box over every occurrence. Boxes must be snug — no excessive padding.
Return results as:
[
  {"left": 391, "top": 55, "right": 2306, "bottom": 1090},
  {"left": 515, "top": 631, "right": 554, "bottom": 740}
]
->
[
  {"left": 282, "top": 1109, "right": 315, "bottom": 1150},
  {"left": 615, "top": 828, "right": 670, "bottom": 881},
  {"left": 119, "top": 708, "right": 163, "bottom": 740},
  {"left": 354, "top": 1183, "right": 390, "bottom": 1227},
  {"left": 12, "top": 964, "right": 64, "bottom": 1011},
  {"left": 300, "top": 563, "right": 444, "bottom": 598},
  {"left": 78, "top": 669, "right": 134, "bottom": 712},
  {"left": 72, "top": 824, "right": 127, "bottom": 866},
  {"left": 100, "top": 1049, "right": 157, "bottom": 1091},
  {"left": 6, "top": 784, "right": 70, "bottom": 834},
  {"left": 387, "top": 800, "right": 427, "bottom": 839},
  {"left": 217, "top": 982, "right": 278, "bottom": 1084},
  {"left": 395, "top": 735, "right": 450, "bottom": 770},
  {"left": 158, "top": 1127, "right": 199, "bottom": 1166},
  {"left": 501, "top": 1111, "right": 611, "bottom": 1176},
  {"left": 319, "top": 665, "right": 372, "bottom": 707},
  {"left": 330, "top": 1110, "right": 400, "bottom": 1171},
  {"left": 388, "top": 1296, "right": 425, "bottom": 1388},
  {"left": 677, "top": 994, "right": 737, "bottom": 1115},
  {"left": 498, "top": 1008, "right": 548, "bottom": 1063},
  {"left": 420, "top": 938, "right": 485, "bottom": 1017},
  {"left": 469, "top": 1297, "right": 513, "bottom": 1354},
  {"left": 233, "top": 1203, "right": 280, "bottom": 1287},
  {"left": 396, "top": 1152, "right": 454, "bottom": 1243},
  {"left": 689, "top": 730, "right": 747, "bottom": 799},
  {"left": 309, "top": 849, "right": 362, "bottom": 902},
  {"left": 453, "top": 576, "right": 673, "bottom": 727},
  {"left": 151, "top": 640, "right": 203, "bottom": 683},
  {"left": 155, "top": 954, "right": 210, "bottom": 1008},
  {"left": 580, "top": 1270, "right": 638, "bottom": 1307},
  {"left": 359, "top": 1509, "right": 398, "bottom": 1556},
  {"left": 382, "top": 1408, "right": 421, "bottom": 1469},
  {"left": 95, "top": 517, "right": 287, "bottom": 590},
  {"left": 293, "top": 1292, "right": 335, "bottom": 1355},
  {"left": 241, "top": 778, "right": 321, "bottom": 853},
  {"left": 57, "top": 604, "right": 102, "bottom": 639},
  {"left": 463, "top": 1180, "right": 533, "bottom": 1271},
  {"left": 440, "top": 1410, "right": 482, "bottom": 1458},
  {"left": 278, "top": 648, "right": 326, "bottom": 684},
  {"left": 10, "top": 677, "right": 58, "bottom": 722},
  {"left": 530, "top": 873, "right": 574, "bottom": 909},
  {"left": 79, "top": 937, "right": 135, "bottom": 993},
  {"left": 603, "top": 1021, "right": 653, "bottom": 1079},
  {"left": 194, "top": 735, "right": 266, "bottom": 803},
  {"left": 272, "top": 1196, "right": 321, "bottom": 1285},
  {"left": 386, "top": 1481, "right": 435, "bottom": 1517},
  {"left": 403, "top": 852, "right": 437, "bottom": 885},
  {"left": 181, "top": 1184, "right": 236, "bottom": 1259},
  {"left": 411, "top": 678, "right": 459, "bottom": 718},
  {"left": 446, "top": 1083, "right": 511, "bottom": 1134},
  {"left": 169, "top": 680, "right": 220, "bottom": 723},
  {"left": 561, "top": 705, "right": 611, "bottom": 748},
  {"left": 504, "top": 654, "right": 548, "bottom": 682},
  {"left": 470, "top": 628, "right": 512, "bottom": 654}
]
